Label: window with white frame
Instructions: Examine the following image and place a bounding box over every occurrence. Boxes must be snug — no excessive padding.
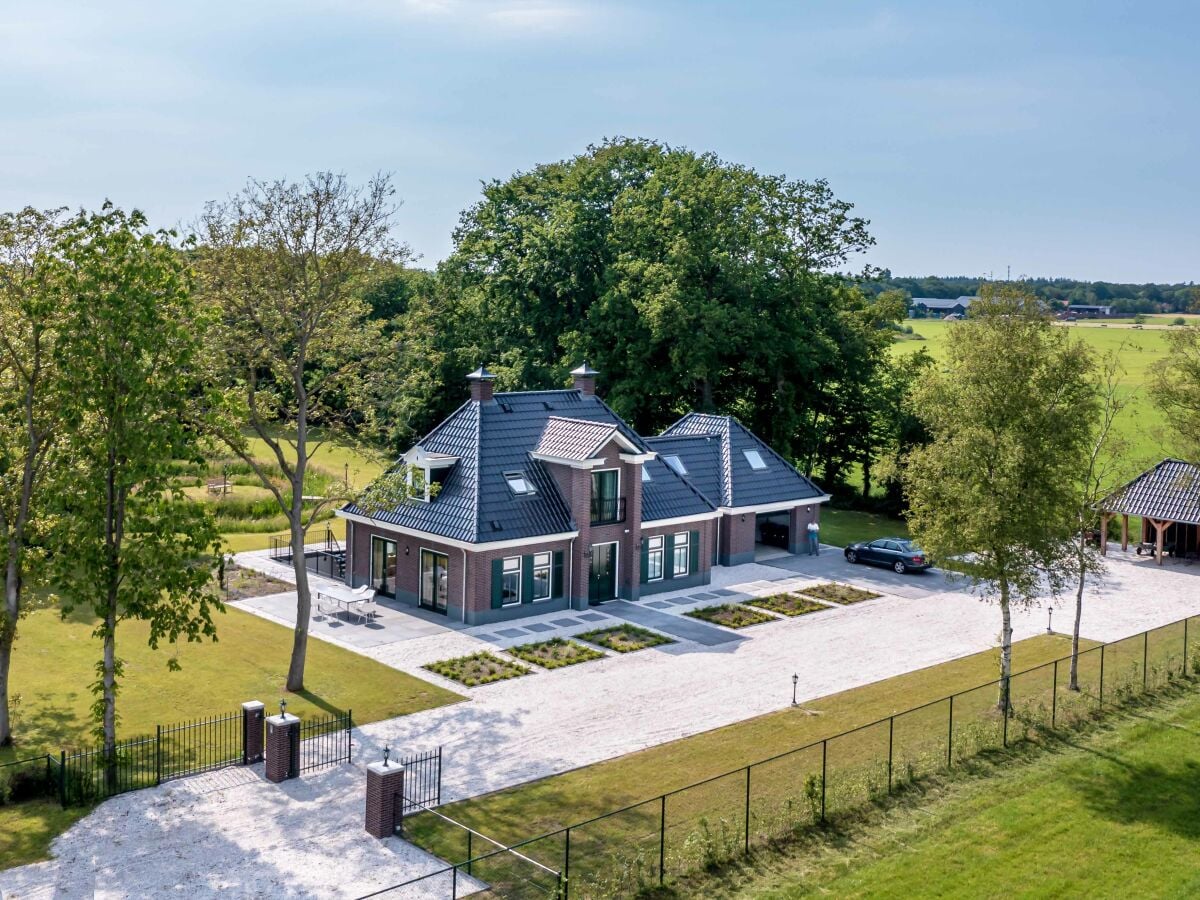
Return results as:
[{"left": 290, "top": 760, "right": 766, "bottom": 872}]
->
[
  {"left": 743, "top": 449, "right": 768, "bottom": 470},
  {"left": 504, "top": 471, "right": 536, "bottom": 495},
  {"left": 673, "top": 532, "right": 690, "bottom": 576},
  {"left": 502, "top": 556, "right": 522, "bottom": 605},
  {"left": 532, "top": 552, "right": 552, "bottom": 601},
  {"left": 646, "top": 535, "right": 664, "bottom": 581}
]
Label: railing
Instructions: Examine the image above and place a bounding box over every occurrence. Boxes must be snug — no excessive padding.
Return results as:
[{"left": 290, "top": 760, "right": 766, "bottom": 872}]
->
[
  {"left": 398, "top": 612, "right": 1200, "bottom": 899},
  {"left": 399, "top": 747, "right": 443, "bottom": 815},
  {"left": 270, "top": 525, "right": 346, "bottom": 579},
  {"left": 589, "top": 496, "right": 625, "bottom": 525},
  {"left": 298, "top": 710, "right": 353, "bottom": 774}
]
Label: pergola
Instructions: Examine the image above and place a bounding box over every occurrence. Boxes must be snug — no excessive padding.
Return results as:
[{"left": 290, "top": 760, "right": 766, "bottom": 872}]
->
[{"left": 1097, "top": 458, "right": 1200, "bottom": 565}]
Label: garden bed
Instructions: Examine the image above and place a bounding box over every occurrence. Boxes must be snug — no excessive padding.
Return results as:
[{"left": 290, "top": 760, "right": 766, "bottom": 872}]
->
[
  {"left": 576, "top": 625, "right": 674, "bottom": 653},
  {"left": 507, "top": 638, "right": 606, "bottom": 670},
  {"left": 424, "top": 652, "right": 530, "bottom": 687},
  {"left": 799, "top": 582, "right": 881, "bottom": 605},
  {"left": 685, "top": 603, "right": 777, "bottom": 628},
  {"left": 744, "top": 593, "right": 828, "bottom": 617},
  {"left": 221, "top": 564, "right": 293, "bottom": 601}
]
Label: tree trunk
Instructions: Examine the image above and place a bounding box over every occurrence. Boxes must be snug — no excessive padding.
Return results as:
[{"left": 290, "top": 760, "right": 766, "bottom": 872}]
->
[
  {"left": 286, "top": 512, "right": 311, "bottom": 693},
  {"left": 102, "top": 595, "right": 118, "bottom": 791},
  {"left": 861, "top": 456, "right": 872, "bottom": 500},
  {"left": 1069, "top": 538, "right": 1086, "bottom": 692},
  {"left": 997, "top": 578, "right": 1012, "bottom": 713},
  {"left": 0, "top": 547, "right": 18, "bottom": 746}
]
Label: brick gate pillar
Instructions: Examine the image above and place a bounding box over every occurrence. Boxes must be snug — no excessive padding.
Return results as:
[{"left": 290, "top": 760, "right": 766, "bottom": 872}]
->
[
  {"left": 365, "top": 761, "right": 406, "bottom": 838},
  {"left": 265, "top": 713, "right": 300, "bottom": 783},
  {"left": 242, "top": 701, "right": 265, "bottom": 764}
]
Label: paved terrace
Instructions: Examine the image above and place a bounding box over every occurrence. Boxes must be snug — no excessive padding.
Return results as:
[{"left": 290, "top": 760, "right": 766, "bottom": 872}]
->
[{"left": 4, "top": 549, "right": 1200, "bottom": 897}]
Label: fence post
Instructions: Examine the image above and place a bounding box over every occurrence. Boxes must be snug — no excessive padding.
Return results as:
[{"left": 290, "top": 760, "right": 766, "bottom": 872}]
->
[
  {"left": 887, "top": 716, "right": 894, "bottom": 794},
  {"left": 947, "top": 695, "right": 954, "bottom": 767},
  {"left": 347, "top": 709, "right": 353, "bottom": 764},
  {"left": 659, "top": 794, "right": 666, "bottom": 885},
  {"left": 820, "top": 739, "right": 827, "bottom": 824},
  {"left": 156, "top": 724, "right": 162, "bottom": 786},
  {"left": 1052, "top": 659, "right": 1058, "bottom": 729},
  {"left": 744, "top": 765, "right": 751, "bottom": 854},
  {"left": 1143, "top": 631, "right": 1149, "bottom": 690},
  {"left": 1099, "top": 643, "right": 1106, "bottom": 708},
  {"left": 451, "top": 863, "right": 457, "bottom": 900},
  {"left": 58, "top": 750, "right": 66, "bottom": 808},
  {"left": 466, "top": 830, "right": 472, "bottom": 875},
  {"left": 563, "top": 826, "right": 570, "bottom": 900},
  {"left": 438, "top": 746, "right": 443, "bottom": 806},
  {"left": 1002, "top": 694, "right": 1009, "bottom": 748},
  {"left": 1185, "top": 618, "right": 1189, "bottom": 677}
]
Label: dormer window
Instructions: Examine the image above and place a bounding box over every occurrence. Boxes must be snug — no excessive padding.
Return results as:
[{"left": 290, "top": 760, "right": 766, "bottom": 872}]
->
[
  {"left": 743, "top": 449, "right": 767, "bottom": 470},
  {"left": 663, "top": 455, "right": 687, "bottom": 476},
  {"left": 504, "top": 471, "right": 536, "bottom": 495}
]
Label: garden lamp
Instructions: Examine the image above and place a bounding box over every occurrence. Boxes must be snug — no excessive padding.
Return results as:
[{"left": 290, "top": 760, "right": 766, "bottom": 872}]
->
[
  {"left": 792, "top": 673, "right": 799, "bottom": 706},
  {"left": 280, "top": 698, "right": 287, "bottom": 717},
  {"left": 1047, "top": 608, "right": 1053, "bottom": 634},
  {"left": 383, "top": 744, "right": 391, "bottom": 768}
]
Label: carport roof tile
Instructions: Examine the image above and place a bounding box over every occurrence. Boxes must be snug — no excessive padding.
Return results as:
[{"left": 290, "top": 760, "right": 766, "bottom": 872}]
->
[{"left": 1100, "top": 458, "right": 1200, "bottom": 525}]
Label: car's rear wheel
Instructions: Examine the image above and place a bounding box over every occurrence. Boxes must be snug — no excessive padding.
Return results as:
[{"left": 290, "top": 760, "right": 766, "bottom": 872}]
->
[
  {"left": 893, "top": 560, "right": 907, "bottom": 574},
  {"left": 846, "top": 550, "right": 858, "bottom": 564}
]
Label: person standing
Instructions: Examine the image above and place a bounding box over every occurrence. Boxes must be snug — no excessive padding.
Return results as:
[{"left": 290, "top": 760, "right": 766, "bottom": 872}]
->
[{"left": 807, "top": 520, "right": 820, "bottom": 556}]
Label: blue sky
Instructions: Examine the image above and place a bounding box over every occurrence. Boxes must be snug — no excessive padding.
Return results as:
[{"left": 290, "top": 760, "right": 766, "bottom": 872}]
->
[{"left": 1, "top": 1, "right": 1196, "bottom": 282}]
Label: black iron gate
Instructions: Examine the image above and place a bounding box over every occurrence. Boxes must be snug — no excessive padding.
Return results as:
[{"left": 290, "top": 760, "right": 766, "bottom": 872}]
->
[
  {"left": 298, "top": 710, "right": 353, "bottom": 773},
  {"left": 399, "top": 747, "right": 443, "bottom": 814}
]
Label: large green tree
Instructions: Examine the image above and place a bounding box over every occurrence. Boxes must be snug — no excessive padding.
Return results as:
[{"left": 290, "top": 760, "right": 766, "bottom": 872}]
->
[
  {"left": 0, "top": 207, "right": 67, "bottom": 746},
  {"left": 50, "top": 205, "right": 222, "bottom": 759},
  {"left": 434, "top": 139, "right": 885, "bottom": 469},
  {"left": 903, "top": 285, "right": 1098, "bottom": 710},
  {"left": 196, "top": 173, "right": 411, "bottom": 692},
  {"left": 1150, "top": 324, "right": 1200, "bottom": 457}
]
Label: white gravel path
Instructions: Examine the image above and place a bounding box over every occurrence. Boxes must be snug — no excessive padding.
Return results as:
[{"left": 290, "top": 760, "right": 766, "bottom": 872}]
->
[{"left": 4, "top": 549, "right": 1198, "bottom": 898}]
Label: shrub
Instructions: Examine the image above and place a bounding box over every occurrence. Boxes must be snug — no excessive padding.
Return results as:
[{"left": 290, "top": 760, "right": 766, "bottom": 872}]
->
[
  {"left": 686, "top": 603, "right": 777, "bottom": 628},
  {"left": 1173, "top": 317, "right": 1187, "bottom": 326},
  {"left": 576, "top": 625, "right": 673, "bottom": 653},
  {"left": 423, "top": 652, "right": 530, "bottom": 687},
  {"left": 507, "top": 638, "right": 605, "bottom": 669},
  {"left": 799, "top": 582, "right": 881, "bottom": 604}
]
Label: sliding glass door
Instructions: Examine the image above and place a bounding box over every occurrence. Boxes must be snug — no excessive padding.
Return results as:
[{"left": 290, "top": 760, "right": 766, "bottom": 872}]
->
[
  {"left": 420, "top": 549, "right": 449, "bottom": 614},
  {"left": 370, "top": 536, "right": 397, "bottom": 597}
]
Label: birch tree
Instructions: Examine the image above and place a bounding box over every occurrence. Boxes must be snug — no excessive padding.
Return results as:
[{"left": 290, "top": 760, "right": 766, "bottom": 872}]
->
[
  {"left": 1069, "top": 351, "right": 1128, "bottom": 691},
  {"left": 195, "top": 173, "right": 408, "bottom": 692},
  {"left": 0, "top": 207, "right": 66, "bottom": 746},
  {"left": 50, "top": 205, "right": 222, "bottom": 763},
  {"left": 903, "top": 286, "right": 1097, "bottom": 710}
]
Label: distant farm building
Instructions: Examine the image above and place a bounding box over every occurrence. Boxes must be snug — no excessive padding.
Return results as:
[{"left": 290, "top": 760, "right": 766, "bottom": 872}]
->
[
  {"left": 1066, "top": 304, "right": 1114, "bottom": 318},
  {"left": 909, "top": 296, "right": 978, "bottom": 318}
]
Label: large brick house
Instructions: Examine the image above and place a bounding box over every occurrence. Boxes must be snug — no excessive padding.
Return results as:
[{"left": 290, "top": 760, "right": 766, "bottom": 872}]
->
[{"left": 337, "top": 365, "right": 828, "bottom": 625}]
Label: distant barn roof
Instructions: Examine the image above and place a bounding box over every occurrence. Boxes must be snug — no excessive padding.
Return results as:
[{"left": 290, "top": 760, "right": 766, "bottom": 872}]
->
[
  {"left": 910, "top": 296, "right": 978, "bottom": 309},
  {"left": 1100, "top": 458, "right": 1200, "bottom": 525}
]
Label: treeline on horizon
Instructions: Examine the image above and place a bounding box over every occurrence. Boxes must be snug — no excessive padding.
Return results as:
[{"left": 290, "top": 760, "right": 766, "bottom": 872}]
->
[{"left": 859, "top": 272, "right": 1199, "bottom": 314}]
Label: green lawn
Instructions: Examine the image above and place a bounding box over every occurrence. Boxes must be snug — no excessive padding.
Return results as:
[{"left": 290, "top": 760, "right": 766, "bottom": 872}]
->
[
  {"left": 1, "top": 603, "right": 462, "bottom": 869},
  {"left": 820, "top": 508, "right": 909, "bottom": 547},
  {"left": 896, "top": 319, "right": 1181, "bottom": 480},
  {"left": 708, "top": 684, "right": 1200, "bottom": 898},
  {"left": 406, "top": 634, "right": 1089, "bottom": 881}
]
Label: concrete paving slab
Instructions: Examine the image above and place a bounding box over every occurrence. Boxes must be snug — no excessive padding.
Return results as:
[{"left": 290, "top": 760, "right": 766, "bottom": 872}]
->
[{"left": 605, "top": 601, "right": 745, "bottom": 646}]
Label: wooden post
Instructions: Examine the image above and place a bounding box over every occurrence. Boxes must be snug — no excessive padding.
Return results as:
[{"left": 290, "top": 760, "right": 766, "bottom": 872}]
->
[
  {"left": 1099, "top": 513, "right": 1110, "bottom": 556},
  {"left": 1121, "top": 514, "right": 1129, "bottom": 552},
  {"left": 1151, "top": 518, "right": 1168, "bottom": 566}
]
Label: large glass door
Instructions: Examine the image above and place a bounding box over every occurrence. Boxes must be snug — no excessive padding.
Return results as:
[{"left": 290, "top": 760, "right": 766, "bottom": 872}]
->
[
  {"left": 588, "top": 542, "right": 617, "bottom": 604},
  {"left": 371, "top": 537, "right": 397, "bottom": 597},
  {"left": 420, "top": 549, "right": 449, "bottom": 614}
]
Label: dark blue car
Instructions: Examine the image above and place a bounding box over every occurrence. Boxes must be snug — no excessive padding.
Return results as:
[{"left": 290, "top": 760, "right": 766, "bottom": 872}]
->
[{"left": 844, "top": 538, "right": 931, "bottom": 574}]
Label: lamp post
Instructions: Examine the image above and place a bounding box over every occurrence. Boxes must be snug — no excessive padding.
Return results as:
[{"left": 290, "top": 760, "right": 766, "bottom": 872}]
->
[
  {"left": 792, "top": 673, "right": 799, "bottom": 706},
  {"left": 280, "top": 698, "right": 287, "bottom": 717},
  {"left": 382, "top": 744, "right": 391, "bottom": 768},
  {"left": 1047, "top": 608, "right": 1053, "bottom": 634}
]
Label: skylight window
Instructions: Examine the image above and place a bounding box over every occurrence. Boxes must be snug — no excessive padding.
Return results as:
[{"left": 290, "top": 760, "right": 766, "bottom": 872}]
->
[
  {"left": 663, "top": 455, "right": 688, "bottom": 476},
  {"left": 504, "top": 471, "right": 536, "bottom": 495},
  {"left": 743, "top": 449, "right": 768, "bottom": 470},
  {"left": 641, "top": 466, "right": 652, "bottom": 482}
]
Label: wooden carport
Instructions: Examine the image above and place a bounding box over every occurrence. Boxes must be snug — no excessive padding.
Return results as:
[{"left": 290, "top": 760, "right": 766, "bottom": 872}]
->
[{"left": 1097, "top": 458, "right": 1200, "bottom": 565}]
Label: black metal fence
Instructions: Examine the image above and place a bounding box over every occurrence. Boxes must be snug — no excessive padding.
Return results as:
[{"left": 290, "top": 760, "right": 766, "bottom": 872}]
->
[
  {"left": 270, "top": 526, "right": 347, "bottom": 580},
  {"left": 0, "top": 754, "right": 58, "bottom": 806},
  {"left": 299, "top": 710, "right": 353, "bottom": 774},
  {"left": 392, "top": 612, "right": 1200, "bottom": 899},
  {"left": 400, "top": 747, "right": 443, "bottom": 815}
]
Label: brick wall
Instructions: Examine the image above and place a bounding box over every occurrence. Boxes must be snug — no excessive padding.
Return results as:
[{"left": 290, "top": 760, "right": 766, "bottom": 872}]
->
[{"left": 720, "top": 512, "right": 756, "bottom": 565}]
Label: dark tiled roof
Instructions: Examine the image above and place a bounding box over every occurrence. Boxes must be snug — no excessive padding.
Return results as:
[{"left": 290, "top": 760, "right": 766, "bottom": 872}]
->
[
  {"left": 534, "top": 416, "right": 619, "bottom": 461},
  {"left": 658, "top": 413, "right": 825, "bottom": 508},
  {"left": 911, "top": 296, "right": 976, "bottom": 309},
  {"left": 1100, "top": 458, "right": 1200, "bottom": 525},
  {"left": 643, "top": 434, "right": 723, "bottom": 506},
  {"left": 345, "top": 389, "right": 715, "bottom": 542}
]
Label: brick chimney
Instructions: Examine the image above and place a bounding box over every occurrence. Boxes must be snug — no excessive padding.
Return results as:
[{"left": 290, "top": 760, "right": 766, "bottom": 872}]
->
[
  {"left": 466, "top": 365, "right": 496, "bottom": 403},
  {"left": 571, "top": 362, "right": 599, "bottom": 396}
]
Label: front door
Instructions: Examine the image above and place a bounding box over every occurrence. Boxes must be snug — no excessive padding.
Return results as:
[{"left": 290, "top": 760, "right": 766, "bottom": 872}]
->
[
  {"left": 420, "top": 550, "right": 449, "bottom": 614},
  {"left": 371, "top": 537, "right": 397, "bottom": 597},
  {"left": 589, "top": 542, "right": 618, "bottom": 604}
]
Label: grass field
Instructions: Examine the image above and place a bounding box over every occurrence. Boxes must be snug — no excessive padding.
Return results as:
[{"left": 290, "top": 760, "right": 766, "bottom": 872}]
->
[
  {"left": 406, "top": 634, "right": 1089, "bottom": 874},
  {"left": 896, "top": 319, "right": 1182, "bottom": 481},
  {"left": 704, "top": 684, "right": 1200, "bottom": 898},
  {"left": 0, "top": 602, "right": 461, "bottom": 869},
  {"left": 819, "top": 508, "right": 909, "bottom": 547}
]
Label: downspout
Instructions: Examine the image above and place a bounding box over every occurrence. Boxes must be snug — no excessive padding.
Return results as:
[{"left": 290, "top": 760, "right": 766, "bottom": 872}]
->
[
  {"left": 568, "top": 537, "right": 575, "bottom": 609},
  {"left": 715, "top": 514, "right": 722, "bottom": 568},
  {"left": 461, "top": 547, "right": 468, "bottom": 624}
]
